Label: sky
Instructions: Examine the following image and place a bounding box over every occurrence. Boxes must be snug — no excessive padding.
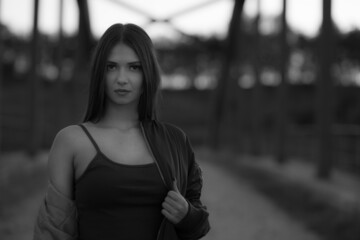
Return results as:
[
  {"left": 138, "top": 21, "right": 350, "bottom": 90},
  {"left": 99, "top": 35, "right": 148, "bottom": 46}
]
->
[{"left": 0, "top": 0, "right": 360, "bottom": 39}]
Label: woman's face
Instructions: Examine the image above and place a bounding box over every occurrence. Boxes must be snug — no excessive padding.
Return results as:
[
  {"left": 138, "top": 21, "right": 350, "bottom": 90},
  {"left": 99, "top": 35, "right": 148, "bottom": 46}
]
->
[{"left": 105, "top": 43, "right": 143, "bottom": 108}]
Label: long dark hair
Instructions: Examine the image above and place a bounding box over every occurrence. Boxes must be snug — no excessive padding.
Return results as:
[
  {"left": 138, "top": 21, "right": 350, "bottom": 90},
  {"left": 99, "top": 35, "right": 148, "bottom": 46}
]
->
[{"left": 83, "top": 23, "right": 161, "bottom": 122}]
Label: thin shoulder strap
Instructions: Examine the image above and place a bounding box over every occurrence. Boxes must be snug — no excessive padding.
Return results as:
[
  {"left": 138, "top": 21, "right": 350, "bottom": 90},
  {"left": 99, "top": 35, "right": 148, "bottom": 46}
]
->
[{"left": 78, "top": 124, "right": 101, "bottom": 153}]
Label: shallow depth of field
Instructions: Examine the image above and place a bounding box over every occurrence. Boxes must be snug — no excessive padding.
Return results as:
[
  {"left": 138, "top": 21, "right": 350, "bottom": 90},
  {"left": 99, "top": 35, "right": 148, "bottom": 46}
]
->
[{"left": 1, "top": 0, "right": 360, "bottom": 240}]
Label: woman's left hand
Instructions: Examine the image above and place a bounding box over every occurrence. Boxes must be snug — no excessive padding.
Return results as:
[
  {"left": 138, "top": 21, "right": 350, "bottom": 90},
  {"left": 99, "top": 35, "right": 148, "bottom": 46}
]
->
[{"left": 161, "top": 180, "right": 189, "bottom": 224}]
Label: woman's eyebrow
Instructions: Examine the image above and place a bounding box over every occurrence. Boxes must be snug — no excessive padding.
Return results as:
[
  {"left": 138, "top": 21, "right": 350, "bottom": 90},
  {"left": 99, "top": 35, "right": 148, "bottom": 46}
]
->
[
  {"left": 128, "top": 61, "right": 141, "bottom": 65},
  {"left": 106, "top": 60, "right": 141, "bottom": 65}
]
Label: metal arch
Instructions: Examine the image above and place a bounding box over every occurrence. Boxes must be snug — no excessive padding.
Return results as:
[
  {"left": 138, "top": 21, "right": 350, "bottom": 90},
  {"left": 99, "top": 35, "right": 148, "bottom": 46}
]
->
[
  {"left": 102, "top": 0, "right": 225, "bottom": 36},
  {"left": 104, "top": 0, "right": 224, "bottom": 21},
  {"left": 105, "top": 0, "right": 156, "bottom": 21},
  {"left": 163, "top": 0, "right": 224, "bottom": 21}
]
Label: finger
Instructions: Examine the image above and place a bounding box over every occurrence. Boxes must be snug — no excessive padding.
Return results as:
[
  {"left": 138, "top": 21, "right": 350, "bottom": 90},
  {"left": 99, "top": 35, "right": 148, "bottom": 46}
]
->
[
  {"left": 161, "top": 209, "right": 176, "bottom": 223},
  {"left": 162, "top": 201, "right": 176, "bottom": 213},
  {"left": 173, "top": 179, "right": 180, "bottom": 193},
  {"left": 164, "top": 195, "right": 180, "bottom": 208},
  {"left": 167, "top": 191, "right": 182, "bottom": 202}
]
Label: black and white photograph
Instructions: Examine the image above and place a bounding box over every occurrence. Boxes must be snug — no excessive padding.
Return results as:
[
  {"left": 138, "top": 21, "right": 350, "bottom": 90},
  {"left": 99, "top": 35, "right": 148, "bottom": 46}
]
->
[{"left": 0, "top": 0, "right": 360, "bottom": 240}]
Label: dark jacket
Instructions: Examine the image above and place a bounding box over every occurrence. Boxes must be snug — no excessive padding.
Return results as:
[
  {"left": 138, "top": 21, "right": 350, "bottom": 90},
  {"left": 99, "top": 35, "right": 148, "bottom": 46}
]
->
[{"left": 33, "top": 120, "right": 210, "bottom": 240}]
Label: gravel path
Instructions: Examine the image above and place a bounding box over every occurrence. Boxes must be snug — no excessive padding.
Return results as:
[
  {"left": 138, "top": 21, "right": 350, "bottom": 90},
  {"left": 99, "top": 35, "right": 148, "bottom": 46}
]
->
[{"left": 199, "top": 159, "right": 320, "bottom": 240}]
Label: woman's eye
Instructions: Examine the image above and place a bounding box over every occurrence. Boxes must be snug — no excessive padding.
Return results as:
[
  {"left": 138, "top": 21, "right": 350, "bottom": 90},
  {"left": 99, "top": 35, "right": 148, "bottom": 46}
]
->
[
  {"left": 129, "top": 65, "right": 142, "bottom": 71},
  {"left": 106, "top": 64, "right": 117, "bottom": 71}
]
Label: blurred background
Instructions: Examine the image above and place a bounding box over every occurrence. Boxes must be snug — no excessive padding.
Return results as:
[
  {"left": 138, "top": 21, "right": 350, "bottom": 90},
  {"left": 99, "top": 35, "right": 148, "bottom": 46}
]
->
[{"left": 1, "top": 0, "right": 360, "bottom": 240}]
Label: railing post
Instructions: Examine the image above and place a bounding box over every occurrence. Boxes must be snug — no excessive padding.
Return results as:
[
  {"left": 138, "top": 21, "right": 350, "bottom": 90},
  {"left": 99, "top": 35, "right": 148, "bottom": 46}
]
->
[
  {"left": 28, "top": 0, "right": 42, "bottom": 155},
  {"left": 316, "top": 0, "right": 335, "bottom": 179}
]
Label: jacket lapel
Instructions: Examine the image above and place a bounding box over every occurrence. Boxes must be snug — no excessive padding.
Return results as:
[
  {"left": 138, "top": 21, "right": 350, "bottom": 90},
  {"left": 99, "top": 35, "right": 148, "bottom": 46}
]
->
[{"left": 141, "top": 121, "right": 174, "bottom": 191}]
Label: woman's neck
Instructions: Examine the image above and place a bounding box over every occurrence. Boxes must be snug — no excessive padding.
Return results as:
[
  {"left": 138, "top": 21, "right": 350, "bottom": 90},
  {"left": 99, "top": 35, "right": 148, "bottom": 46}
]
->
[{"left": 99, "top": 104, "right": 140, "bottom": 131}]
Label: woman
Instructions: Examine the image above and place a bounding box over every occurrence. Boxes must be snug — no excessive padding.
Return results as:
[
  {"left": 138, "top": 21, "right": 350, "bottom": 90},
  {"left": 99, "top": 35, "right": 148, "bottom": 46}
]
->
[{"left": 34, "top": 23, "right": 210, "bottom": 240}]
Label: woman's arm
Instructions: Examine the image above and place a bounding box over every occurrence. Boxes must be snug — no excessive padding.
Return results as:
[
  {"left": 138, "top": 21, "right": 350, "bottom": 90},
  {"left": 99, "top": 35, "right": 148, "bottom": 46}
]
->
[
  {"left": 174, "top": 138, "right": 210, "bottom": 240},
  {"left": 33, "top": 126, "right": 79, "bottom": 240},
  {"left": 48, "top": 126, "right": 77, "bottom": 198}
]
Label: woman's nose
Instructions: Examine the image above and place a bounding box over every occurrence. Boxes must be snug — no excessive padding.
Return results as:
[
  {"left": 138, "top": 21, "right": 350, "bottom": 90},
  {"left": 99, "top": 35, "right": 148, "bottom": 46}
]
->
[{"left": 116, "top": 68, "right": 128, "bottom": 85}]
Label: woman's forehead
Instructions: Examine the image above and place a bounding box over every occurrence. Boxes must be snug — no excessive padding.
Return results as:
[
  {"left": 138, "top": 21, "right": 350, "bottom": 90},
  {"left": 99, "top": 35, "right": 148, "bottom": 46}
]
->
[{"left": 107, "top": 43, "right": 140, "bottom": 62}]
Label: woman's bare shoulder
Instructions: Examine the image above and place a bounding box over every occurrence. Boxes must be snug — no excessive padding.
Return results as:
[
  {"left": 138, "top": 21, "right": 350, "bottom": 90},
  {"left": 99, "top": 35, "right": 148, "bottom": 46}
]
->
[
  {"left": 57, "top": 124, "right": 83, "bottom": 136},
  {"left": 48, "top": 125, "right": 89, "bottom": 159},
  {"left": 48, "top": 125, "right": 85, "bottom": 198},
  {"left": 55, "top": 124, "right": 86, "bottom": 144}
]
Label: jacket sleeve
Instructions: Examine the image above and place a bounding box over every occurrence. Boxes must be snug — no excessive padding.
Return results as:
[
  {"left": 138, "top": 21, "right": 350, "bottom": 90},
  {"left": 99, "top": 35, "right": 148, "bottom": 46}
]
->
[
  {"left": 33, "top": 183, "right": 78, "bottom": 240},
  {"left": 174, "top": 137, "right": 210, "bottom": 240}
]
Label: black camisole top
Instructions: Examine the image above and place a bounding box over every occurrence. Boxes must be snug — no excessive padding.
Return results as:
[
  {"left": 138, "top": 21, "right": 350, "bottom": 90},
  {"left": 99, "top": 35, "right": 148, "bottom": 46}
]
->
[{"left": 75, "top": 125, "right": 168, "bottom": 240}]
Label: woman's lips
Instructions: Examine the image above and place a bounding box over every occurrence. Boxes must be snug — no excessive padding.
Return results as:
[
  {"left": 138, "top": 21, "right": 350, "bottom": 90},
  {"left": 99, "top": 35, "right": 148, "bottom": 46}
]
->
[
  {"left": 114, "top": 89, "right": 130, "bottom": 95},
  {"left": 115, "top": 89, "right": 130, "bottom": 92}
]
